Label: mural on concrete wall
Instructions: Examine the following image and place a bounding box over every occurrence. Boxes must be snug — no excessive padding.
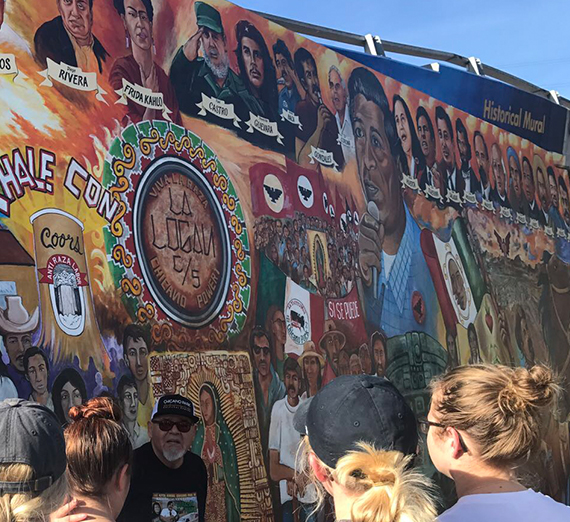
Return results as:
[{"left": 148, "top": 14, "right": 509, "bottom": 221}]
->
[{"left": 0, "top": 0, "right": 569, "bottom": 517}]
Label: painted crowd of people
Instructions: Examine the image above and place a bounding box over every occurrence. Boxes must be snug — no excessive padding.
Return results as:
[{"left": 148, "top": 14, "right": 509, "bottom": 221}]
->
[{"left": 254, "top": 213, "right": 358, "bottom": 299}]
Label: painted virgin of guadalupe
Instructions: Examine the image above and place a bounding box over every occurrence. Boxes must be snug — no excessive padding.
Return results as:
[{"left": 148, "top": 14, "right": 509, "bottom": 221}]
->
[
  {"left": 315, "top": 236, "right": 326, "bottom": 291},
  {"left": 191, "top": 382, "right": 240, "bottom": 522}
]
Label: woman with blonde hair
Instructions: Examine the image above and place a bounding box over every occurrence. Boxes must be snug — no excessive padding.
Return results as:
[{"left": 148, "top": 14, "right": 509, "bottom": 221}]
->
[
  {"left": 424, "top": 364, "right": 570, "bottom": 521},
  {"left": 0, "top": 399, "right": 68, "bottom": 522},
  {"left": 294, "top": 375, "right": 437, "bottom": 522},
  {"left": 63, "top": 397, "right": 133, "bottom": 522}
]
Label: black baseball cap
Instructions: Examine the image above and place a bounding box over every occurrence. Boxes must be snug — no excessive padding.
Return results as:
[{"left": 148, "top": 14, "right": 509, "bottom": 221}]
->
[
  {"left": 293, "top": 375, "right": 418, "bottom": 468},
  {"left": 151, "top": 394, "right": 199, "bottom": 423},
  {"left": 0, "top": 399, "right": 66, "bottom": 494}
]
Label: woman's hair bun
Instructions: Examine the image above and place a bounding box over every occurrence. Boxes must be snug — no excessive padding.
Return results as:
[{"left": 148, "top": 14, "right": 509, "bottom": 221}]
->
[
  {"left": 526, "top": 365, "right": 559, "bottom": 406},
  {"left": 68, "top": 396, "right": 122, "bottom": 423},
  {"left": 498, "top": 365, "right": 559, "bottom": 416}
]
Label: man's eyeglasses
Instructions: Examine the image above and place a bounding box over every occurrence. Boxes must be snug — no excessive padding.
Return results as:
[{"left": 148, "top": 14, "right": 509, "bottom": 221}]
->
[
  {"left": 253, "top": 345, "right": 270, "bottom": 356},
  {"left": 152, "top": 419, "right": 194, "bottom": 433},
  {"left": 418, "top": 419, "right": 469, "bottom": 453}
]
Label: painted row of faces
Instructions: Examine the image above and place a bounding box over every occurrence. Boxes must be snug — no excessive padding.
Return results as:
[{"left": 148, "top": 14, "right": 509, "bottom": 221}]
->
[
  {"left": 0, "top": 343, "right": 92, "bottom": 425},
  {"left": 250, "top": 317, "right": 388, "bottom": 396},
  {"left": 166, "top": 0, "right": 355, "bottom": 167},
  {"left": 394, "top": 95, "right": 570, "bottom": 229},
  {"left": 27, "top": 0, "right": 354, "bottom": 165},
  {"left": 0, "top": 321, "right": 150, "bottom": 420}
]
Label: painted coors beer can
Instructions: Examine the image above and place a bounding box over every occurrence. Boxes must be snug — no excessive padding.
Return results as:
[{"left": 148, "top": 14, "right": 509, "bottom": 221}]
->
[{"left": 30, "top": 208, "right": 105, "bottom": 368}]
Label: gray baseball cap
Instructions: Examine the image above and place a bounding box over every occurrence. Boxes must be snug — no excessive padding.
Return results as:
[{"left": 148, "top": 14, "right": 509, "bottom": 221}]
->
[{"left": 0, "top": 399, "right": 66, "bottom": 494}]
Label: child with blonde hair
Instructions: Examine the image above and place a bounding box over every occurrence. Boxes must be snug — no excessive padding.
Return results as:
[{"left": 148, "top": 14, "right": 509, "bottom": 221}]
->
[{"left": 294, "top": 375, "right": 437, "bottom": 522}]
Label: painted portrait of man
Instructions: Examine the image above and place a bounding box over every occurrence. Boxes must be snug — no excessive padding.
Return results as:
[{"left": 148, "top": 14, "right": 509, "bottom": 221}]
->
[
  {"left": 435, "top": 106, "right": 460, "bottom": 206},
  {"left": 473, "top": 131, "right": 491, "bottom": 200},
  {"left": 273, "top": 39, "right": 302, "bottom": 116},
  {"left": 268, "top": 358, "right": 317, "bottom": 522},
  {"left": 349, "top": 66, "right": 439, "bottom": 338},
  {"left": 358, "top": 343, "right": 373, "bottom": 374},
  {"left": 318, "top": 320, "right": 345, "bottom": 385},
  {"left": 23, "top": 346, "right": 53, "bottom": 409},
  {"left": 522, "top": 156, "right": 540, "bottom": 222},
  {"left": 329, "top": 65, "right": 355, "bottom": 162},
  {"left": 249, "top": 326, "right": 285, "bottom": 458},
  {"left": 507, "top": 146, "right": 525, "bottom": 214},
  {"left": 117, "top": 374, "right": 149, "bottom": 449},
  {"left": 490, "top": 143, "right": 509, "bottom": 209},
  {"left": 534, "top": 155, "right": 551, "bottom": 227},
  {"left": 235, "top": 20, "right": 278, "bottom": 121},
  {"left": 169, "top": 1, "right": 253, "bottom": 125},
  {"left": 0, "top": 295, "right": 38, "bottom": 398},
  {"left": 370, "top": 330, "right": 388, "bottom": 378},
  {"left": 0, "top": 296, "right": 38, "bottom": 374},
  {"left": 122, "top": 323, "right": 152, "bottom": 427},
  {"left": 34, "top": 0, "right": 109, "bottom": 72},
  {"left": 546, "top": 167, "right": 564, "bottom": 231},
  {"left": 293, "top": 48, "right": 344, "bottom": 170},
  {"left": 456, "top": 118, "right": 480, "bottom": 199}
]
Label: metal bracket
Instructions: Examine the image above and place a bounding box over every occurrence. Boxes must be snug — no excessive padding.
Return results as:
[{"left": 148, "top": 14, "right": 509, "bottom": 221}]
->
[
  {"left": 549, "top": 90, "right": 560, "bottom": 105},
  {"left": 467, "top": 57, "right": 483, "bottom": 76},
  {"left": 422, "top": 62, "right": 440, "bottom": 72},
  {"left": 364, "top": 34, "right": 385, "bottom": 57}
]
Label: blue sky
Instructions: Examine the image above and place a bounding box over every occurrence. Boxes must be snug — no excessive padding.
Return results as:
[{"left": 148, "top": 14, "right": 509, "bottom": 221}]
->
[{"left": 237, "top": 0, "right": 570, "bottom": 101}]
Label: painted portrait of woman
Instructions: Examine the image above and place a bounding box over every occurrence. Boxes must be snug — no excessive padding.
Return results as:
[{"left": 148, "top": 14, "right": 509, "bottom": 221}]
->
[
  {"left": 52, "top": 367, "right": 87, "bottom": 426},
  {"left": 191, "top": 382, "right": 240, "bottom": 522},
  {"left": 109, "top": 0, "right": 181, "bottom": 125},
  {"left": 393, "top": 94, "right": 425, "bottom": 181}
]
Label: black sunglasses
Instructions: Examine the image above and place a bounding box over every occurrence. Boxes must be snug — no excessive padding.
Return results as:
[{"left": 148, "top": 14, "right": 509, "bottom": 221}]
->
[
  {"left": 152, "top": 419, "right": 194, "bottom": 433},
  {"left": 418, "top": 419, "right": 469, "bottom": 453},
  {"left": 253, "top": 345, "right": 270, "bottom": 356}
]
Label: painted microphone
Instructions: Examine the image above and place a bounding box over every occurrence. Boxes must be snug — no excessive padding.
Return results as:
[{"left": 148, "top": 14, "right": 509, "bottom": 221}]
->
[
  {"left": 367, "top": 200, "right": 380, "bottom": 299},
  {"left": 317, "top": 90, "right": 323, "bottom": 105}
]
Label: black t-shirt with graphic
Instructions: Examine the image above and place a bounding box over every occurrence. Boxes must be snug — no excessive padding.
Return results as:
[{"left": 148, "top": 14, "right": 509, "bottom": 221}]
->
[{"left": 118, "top": 442, "right": 207, "bottom": 522}]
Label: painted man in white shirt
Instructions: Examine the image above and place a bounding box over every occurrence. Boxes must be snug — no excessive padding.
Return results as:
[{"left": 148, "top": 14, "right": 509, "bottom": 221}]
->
[
  {"left": 328, "top": 65, "right": 355, "bottom": 163},
  {"left": 268, "top": 358, "right": 317, "bottom": 522}
]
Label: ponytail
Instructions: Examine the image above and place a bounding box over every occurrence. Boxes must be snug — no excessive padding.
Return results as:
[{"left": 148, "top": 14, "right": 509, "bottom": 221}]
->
[
  {"left": 0, "top": 464, "right": 67, "bottom": 522},
  {"left": 297, "top": 439, "right": 437, "bottom": 522}
]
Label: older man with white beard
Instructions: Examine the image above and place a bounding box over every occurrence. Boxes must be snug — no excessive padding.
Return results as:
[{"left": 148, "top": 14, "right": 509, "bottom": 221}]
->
[
  {"left": 118, "top": 394, "right": 208, "bottom": 522},
  {"left": 169, "top": 1, "right": 254, "bottom": 127}
]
